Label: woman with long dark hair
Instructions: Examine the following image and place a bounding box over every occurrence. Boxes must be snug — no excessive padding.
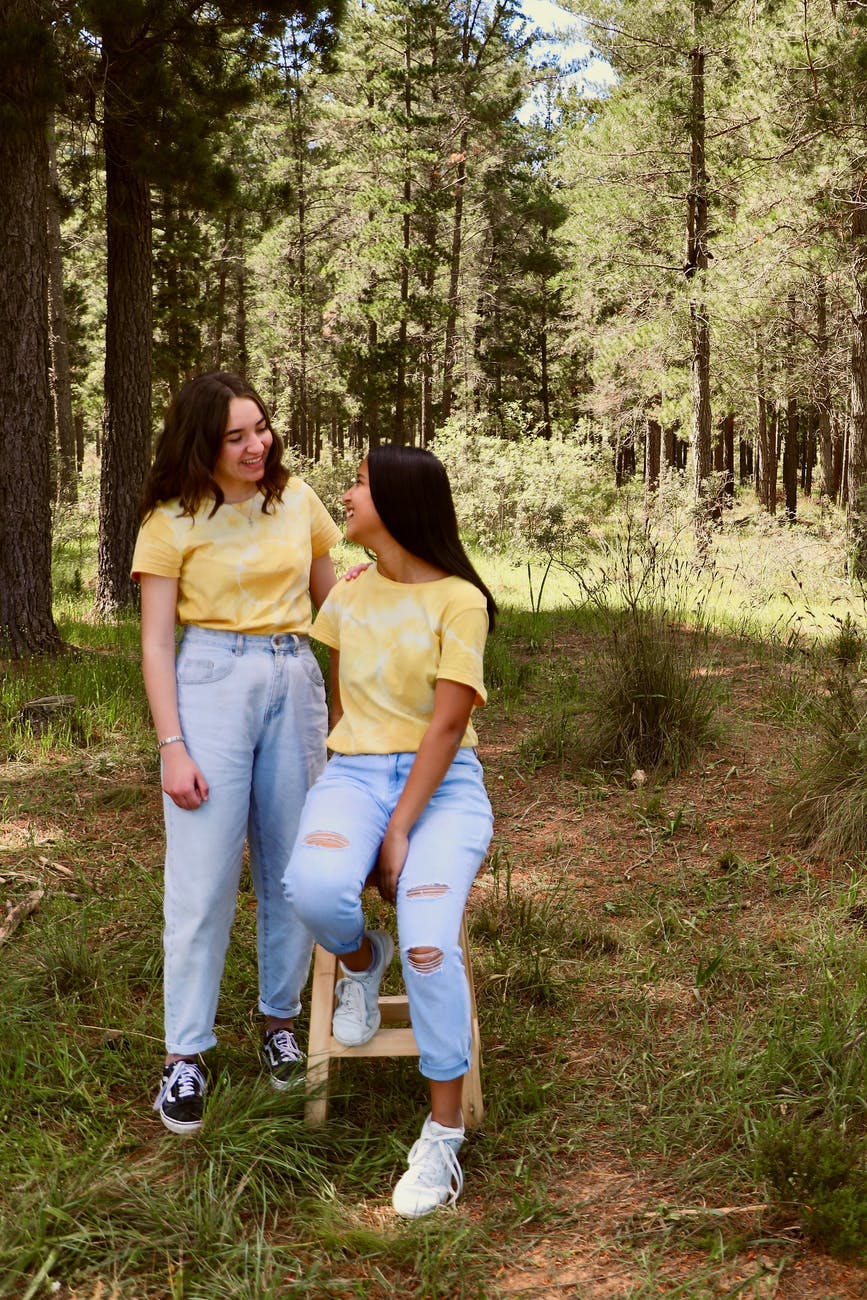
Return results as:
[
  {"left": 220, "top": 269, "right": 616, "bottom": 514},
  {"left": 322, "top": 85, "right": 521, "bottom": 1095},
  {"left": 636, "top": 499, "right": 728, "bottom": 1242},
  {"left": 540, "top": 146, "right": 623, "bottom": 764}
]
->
[
  {"left": 133, "top": 371, "right": 342, "bottom": 1133},
  {"left": 284, "top": 443, "right": 496, "bottom": 1217}
]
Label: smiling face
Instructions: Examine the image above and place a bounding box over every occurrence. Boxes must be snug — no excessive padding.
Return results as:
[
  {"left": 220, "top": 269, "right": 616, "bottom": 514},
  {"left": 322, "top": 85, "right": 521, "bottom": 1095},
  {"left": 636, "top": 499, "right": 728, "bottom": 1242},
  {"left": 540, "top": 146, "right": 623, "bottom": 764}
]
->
[
  {"left": 342, "top": 457, "right": 384, "bottom": 547},
  {"left": 212, "top": 396, "right": 273, "bottom": 500}
]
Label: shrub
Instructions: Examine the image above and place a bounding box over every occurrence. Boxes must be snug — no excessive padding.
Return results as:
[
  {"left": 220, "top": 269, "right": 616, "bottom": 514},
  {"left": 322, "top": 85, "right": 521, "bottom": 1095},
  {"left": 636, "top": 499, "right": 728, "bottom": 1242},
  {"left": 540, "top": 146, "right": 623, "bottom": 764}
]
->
[
  {"left": 431, "top": 419, "right": 616, "bottom": 555},
  {"left": 783, "top": 669, "right": 867, "bottom": 857},
  {"left": 755, "top": 1117, "right": 867, "bottom": 1260},
  {"left": 523, "top": 517, "right": 719, "bottom": 775}
]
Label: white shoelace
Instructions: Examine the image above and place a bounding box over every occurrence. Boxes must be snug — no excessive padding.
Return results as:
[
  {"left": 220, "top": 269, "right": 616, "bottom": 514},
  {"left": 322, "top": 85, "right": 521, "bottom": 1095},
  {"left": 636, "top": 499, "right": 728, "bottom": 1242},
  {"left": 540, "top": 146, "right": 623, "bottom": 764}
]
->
[
  {"left": 404, "top": 1132, "right": 464, "bottom": 1204},
  {"left": 267, "top": 1029, "right": 302, "bottom": 1062},
  {"left": 153, "top": 1060, "right": 204, "bottom": 1111},
  {"left": 334, "top": 978, "right": 367, "bottom": 1017}
]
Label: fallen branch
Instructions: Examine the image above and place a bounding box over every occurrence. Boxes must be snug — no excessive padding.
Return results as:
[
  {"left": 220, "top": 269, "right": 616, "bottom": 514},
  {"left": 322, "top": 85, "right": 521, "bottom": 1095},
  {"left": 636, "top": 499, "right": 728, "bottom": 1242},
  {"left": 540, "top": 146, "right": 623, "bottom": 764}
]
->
[
  {"left": 0, "top": 889, "right": 44, "bottom": 945},
  {"left": 649, "top": 1203, "right": 768, "bottom": 1221}
]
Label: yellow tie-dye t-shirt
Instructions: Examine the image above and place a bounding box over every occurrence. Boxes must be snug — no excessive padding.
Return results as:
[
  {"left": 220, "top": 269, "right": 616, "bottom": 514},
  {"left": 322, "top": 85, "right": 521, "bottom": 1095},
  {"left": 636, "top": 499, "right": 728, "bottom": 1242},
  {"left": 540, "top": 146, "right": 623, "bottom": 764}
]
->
[
  {"left": 131, "top": 478, "right": 341, "bottom": 635},
  {"left": 312, "top": 565, "right": 489, "bottom": 754}
]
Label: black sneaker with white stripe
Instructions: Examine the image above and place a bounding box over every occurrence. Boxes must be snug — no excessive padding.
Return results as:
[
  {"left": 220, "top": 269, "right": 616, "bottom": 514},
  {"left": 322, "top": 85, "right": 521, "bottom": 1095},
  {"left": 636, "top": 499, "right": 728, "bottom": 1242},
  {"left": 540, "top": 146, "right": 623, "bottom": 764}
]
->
[
  {"left": 262, "top": 1028, "right": 304, "bottom": 1090},
  {"left": 153, "top": 1060, "right": 206, "bottom": 1134}
]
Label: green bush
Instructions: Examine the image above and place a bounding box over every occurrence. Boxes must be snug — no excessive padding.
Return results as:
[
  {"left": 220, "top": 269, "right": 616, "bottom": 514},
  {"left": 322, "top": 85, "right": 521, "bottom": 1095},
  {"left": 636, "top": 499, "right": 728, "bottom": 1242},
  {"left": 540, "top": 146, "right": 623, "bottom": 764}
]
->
[
  {"left": 431, "top": 419, "right": 616, "bottom": 555},
  {"left": 783, "top": 669, "right": 867, "bottom": 857},
  {"left": 756, "top": 1117, "right": 867, "bottom": 1259}
]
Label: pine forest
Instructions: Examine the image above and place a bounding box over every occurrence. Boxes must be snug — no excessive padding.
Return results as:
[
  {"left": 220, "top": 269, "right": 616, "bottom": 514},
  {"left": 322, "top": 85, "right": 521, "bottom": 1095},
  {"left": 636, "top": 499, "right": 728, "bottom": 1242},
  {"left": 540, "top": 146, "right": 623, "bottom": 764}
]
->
[{"left": 10, "top": 2, "right": 867, "bottom": 1295}]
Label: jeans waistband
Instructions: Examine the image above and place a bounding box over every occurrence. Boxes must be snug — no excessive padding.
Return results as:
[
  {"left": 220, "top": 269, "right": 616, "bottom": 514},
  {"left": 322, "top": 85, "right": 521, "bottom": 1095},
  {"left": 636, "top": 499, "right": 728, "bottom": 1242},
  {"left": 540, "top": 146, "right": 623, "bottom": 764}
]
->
[{"left": 181, "top": 625, "right": 310, "bottom": 655}]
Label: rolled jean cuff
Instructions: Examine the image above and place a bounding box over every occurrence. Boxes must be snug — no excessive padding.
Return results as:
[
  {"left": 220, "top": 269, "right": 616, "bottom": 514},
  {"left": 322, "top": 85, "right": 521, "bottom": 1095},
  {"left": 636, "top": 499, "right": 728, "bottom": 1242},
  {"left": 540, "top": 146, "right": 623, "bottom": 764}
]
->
[
  {"left": 166, "top": 1031, "right": 217, "bottom": 1057},
  {"left": 259, "top": 997, "right": 302, "bottom": 1020},
  {"left": 419, "top": 1057, "right": 470, "bottom": 1082}
]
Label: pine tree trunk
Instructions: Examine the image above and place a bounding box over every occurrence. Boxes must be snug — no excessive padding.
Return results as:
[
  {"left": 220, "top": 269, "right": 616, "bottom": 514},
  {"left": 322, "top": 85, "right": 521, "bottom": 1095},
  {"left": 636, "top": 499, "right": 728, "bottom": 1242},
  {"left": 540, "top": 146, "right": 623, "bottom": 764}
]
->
[
  {"left": 756, "top": 340, "right": 775, "bottom": 514},
  {"left": 686, "top": 40, "right": 713, "bottom": 531},
  {"left": 394, "top": 21, "right": 412, "bottom": 445},
  {"left": 0, "top": 0, "right": 60, "bottom": 655},
  {"left": 832, "top": 411, "right": 844, "bottom": 499},
  {"left": 803, "top": 409, "right": 816, "bottom": 496},
  {"left": 47, "top": 122, "right": 77, "bottom": 506},
  {"left": 722, "top": 412, "right": 735, "bottom": 499},
  {"left": 96, "top": 29, "right": 153, "bottom": 615},
  {"left": 234, "top": 213, "right": 248, "bottom": 377},
  {"left": 288, "top": 46, "right": 311, "bottom": 460},
  {"left": 815, "top": 277, "right": 836, "bottom": 498},
  {"left": 539, "top": 230, "right": 552, "bottom": 439},
  {"left": 848, "top": 196, "right": 867, "bottom": 576},
  {"left": 441, "top": 127, "right": 468, "bottom": 422},
  {"left": 784, "top": 395, "right": 798, "bottom": 521},
  {"left": 645, "top": 416, "right": 662, "bottom": 498},
  {"left": 212, "top": 212, "right": 231, "bottom": 368},
  {"left": 366, "top": 317, "right": 379, "bottom": 449}
]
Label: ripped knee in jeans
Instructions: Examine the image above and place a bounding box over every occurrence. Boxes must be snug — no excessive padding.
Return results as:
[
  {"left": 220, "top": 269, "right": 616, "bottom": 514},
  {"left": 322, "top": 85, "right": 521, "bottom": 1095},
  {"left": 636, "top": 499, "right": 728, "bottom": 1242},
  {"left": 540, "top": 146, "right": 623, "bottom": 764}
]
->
[
  {"left": 406, "top": 946, "right": 444, "bottom": 974},
  {"left": 302, "top": 830, "right": 350, "bottom": 849}
]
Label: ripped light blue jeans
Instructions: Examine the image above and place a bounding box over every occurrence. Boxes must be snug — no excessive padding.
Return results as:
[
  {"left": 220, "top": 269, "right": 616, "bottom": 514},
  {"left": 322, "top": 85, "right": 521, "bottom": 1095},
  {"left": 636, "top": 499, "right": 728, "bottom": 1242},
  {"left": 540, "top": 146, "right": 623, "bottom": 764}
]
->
[
  {"left": 162, "top": 625, "right": 328, "bottom": 1056},
  {"left": 283, "top": 749, "right": 494, "bottom": 1081}
]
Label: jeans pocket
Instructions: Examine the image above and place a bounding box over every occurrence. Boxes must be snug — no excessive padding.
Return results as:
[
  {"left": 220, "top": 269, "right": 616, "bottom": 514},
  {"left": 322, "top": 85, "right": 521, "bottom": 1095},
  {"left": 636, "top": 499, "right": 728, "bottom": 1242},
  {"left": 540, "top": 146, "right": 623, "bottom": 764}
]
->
[
  {"left": 176, "top": 655, "right": 235, "bottom": 685},
  {"left": 298, "top": 650, "right": 327, "bottom": 698}
]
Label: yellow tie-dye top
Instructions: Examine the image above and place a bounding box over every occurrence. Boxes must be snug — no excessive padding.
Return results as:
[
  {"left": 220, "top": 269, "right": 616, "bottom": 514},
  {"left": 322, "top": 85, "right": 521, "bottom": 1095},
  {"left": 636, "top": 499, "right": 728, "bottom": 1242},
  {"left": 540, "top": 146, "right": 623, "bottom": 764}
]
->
[
  {"left": 131, "top": 478, "right": 341, "bottom": 635},
  {"left": 312, "top": 565, "right": 489, "bottom": 754}
]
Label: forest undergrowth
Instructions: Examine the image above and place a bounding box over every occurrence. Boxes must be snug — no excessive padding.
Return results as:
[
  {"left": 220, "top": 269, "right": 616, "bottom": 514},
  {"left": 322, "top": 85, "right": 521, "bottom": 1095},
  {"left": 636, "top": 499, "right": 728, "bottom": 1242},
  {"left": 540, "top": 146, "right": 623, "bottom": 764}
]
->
[{"left": 5, "top": 495, "right": 867, "bottom": 1296}]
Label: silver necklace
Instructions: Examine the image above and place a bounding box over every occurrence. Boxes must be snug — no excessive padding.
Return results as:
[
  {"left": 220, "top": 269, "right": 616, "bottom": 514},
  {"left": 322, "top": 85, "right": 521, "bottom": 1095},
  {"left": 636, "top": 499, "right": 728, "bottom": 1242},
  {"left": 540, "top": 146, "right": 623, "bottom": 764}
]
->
[{"left": 233, "top": 493, "right": 258, "bottom": 526}]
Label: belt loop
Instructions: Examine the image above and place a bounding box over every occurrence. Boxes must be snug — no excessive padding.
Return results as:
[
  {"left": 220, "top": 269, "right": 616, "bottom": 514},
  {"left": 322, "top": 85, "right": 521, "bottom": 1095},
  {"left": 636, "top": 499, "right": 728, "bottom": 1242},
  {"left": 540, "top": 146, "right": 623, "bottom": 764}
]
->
[{"left": 233, "top": 632, "right": 244, "bottom": 655}]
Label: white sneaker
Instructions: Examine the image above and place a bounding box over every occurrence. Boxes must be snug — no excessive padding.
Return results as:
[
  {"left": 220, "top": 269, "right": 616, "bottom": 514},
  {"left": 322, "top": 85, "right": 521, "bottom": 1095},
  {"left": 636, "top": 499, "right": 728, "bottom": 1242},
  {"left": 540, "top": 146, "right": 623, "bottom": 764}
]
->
[
  {"left": 392, "top": 1115, "right": 465, "bottom": 1218},
  {"left": 331, "top": 929, "right": 394, "bottom": 1046}
]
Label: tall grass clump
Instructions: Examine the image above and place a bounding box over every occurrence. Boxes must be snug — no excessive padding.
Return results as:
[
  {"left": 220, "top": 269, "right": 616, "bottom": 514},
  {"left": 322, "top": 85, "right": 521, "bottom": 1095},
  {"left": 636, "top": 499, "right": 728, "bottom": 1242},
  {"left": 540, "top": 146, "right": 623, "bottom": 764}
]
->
[
  {"left": 782, "top": 667, "right": 867, "bottom": 857},
  {"left": 524, "top": 518, "right": 719, "bottom": 776}
]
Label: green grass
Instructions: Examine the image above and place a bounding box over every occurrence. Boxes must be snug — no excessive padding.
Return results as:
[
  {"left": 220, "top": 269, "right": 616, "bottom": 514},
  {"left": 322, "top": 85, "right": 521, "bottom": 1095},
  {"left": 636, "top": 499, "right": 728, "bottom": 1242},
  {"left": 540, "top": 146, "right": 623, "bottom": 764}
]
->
[{"left": 5, "top": 496, "right": 867, "bottom": 1293}]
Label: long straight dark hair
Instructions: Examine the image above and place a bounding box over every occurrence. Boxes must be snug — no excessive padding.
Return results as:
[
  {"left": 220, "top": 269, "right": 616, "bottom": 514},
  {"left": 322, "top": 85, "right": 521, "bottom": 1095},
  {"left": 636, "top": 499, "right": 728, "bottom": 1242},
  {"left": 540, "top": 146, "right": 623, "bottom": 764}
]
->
[
  {"left": 139, "top": 371, "right": 288, "bottom": 521},
  {"left": 367, "top": 444, "right": 497, "bottom": 631}
]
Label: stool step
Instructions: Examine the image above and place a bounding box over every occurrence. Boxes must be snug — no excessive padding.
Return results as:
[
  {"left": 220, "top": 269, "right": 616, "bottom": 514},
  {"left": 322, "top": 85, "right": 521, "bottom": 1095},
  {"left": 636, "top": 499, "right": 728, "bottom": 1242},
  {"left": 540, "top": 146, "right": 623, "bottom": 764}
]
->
[
  {"left": 311, "top": 1026, "right": 420, "bottom": 1060},
  {"left": 305, "top": 916, "right": 483, "bottom": 1129}
]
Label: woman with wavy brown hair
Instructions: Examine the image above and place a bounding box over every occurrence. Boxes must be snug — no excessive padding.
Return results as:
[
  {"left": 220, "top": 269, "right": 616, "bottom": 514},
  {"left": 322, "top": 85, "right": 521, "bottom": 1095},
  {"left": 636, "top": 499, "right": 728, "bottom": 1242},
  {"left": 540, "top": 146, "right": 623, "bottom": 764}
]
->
[{"left": 133, "top": 371, "right": 341, "bottom": 1134}]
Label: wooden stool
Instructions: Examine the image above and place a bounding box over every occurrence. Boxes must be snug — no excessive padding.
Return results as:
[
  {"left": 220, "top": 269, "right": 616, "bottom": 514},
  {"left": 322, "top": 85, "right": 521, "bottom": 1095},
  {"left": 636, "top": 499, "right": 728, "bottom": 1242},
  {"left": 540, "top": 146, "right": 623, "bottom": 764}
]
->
[{"left": 304, "top": 915, "right": 483, "bottom": 1128}]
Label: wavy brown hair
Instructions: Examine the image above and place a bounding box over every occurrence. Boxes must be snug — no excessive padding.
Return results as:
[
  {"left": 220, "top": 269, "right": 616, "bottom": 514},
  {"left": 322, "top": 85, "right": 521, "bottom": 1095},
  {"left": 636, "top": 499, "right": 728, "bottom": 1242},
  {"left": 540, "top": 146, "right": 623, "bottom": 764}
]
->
[{"left": 139, "top": 372, "right": 289, "bottom": 521}]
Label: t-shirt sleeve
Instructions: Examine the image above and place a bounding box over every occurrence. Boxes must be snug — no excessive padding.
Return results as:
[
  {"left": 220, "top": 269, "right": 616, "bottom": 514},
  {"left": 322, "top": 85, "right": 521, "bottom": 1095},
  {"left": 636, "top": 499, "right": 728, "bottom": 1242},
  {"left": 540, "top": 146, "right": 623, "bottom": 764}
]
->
[
  {"left": 131, "top": 510, "right": 182, "bottom": 581},
  {"left": 304, "top": 483, "right": 343, "bottom": 558},
  {"left": 310, "top": 582, "right": 343, "bottom": 650},
  {"left": 436, "top": 600, "right": 489, "bottom": 706}
]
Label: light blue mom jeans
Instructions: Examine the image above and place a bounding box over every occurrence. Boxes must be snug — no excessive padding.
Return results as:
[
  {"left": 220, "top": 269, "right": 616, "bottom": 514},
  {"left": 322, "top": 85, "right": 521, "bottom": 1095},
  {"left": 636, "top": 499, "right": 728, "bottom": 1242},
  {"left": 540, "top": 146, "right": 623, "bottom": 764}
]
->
[
  {"left": 283, "top": 749, "right": 494, "bottom": 1081},
  {"left": 162, "top": 625, "right": 327, "bottom": 1056}
]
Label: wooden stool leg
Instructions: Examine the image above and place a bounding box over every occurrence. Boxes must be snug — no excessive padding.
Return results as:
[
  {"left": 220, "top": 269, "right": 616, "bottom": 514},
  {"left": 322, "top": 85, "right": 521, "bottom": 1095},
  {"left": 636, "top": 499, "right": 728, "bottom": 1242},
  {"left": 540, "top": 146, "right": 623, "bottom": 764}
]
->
[
  {"left": 459, "top": 916, "right": 484, "bottom": 1129},
  {"left": 303, "top": 918, "right": 484, "bottom": 1129},
  {"left": 305, "top": 944, "right": 339, "bottom": 1126}
]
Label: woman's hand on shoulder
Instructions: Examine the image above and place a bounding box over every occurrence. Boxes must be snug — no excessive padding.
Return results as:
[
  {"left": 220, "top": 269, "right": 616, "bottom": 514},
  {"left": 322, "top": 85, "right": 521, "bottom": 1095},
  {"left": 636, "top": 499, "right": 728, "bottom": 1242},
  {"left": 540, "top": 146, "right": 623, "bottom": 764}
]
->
[
  {"left": 376, "top": 825, "right": 410, "bottom": 904},
  {"left": 161, "top": 745, "right": 210, "bottom": 810},
  {"left": 343, "top": 562, "right": 370, "bottom": 582}
]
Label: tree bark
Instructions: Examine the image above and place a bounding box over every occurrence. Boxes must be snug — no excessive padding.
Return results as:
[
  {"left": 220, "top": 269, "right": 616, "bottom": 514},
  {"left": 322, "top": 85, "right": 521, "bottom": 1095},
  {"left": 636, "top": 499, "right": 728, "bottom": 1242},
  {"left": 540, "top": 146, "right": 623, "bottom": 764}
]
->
[
  {"left": 394, "top": 17, "right": 412, "bottom": 445},
  {"left": 0, "top": 0, "right": 60, "bottom": 655},
  {"left": 756, "top": 339, "right": 776, "bottom": 514},
  {"left": 645, "top": 416, "right": 662, "bottom": 499},
  {"left": 96, "top": 23, "right": 153, "bottom": 615},
  {"left": 47, "top": 122, "right": 77, "bottom": 506},
  {"left": 721, "top": 411, "right": 735, "bottom": 499},
  {"left": 685, "top": 39, "right": 713, "bottom": 531},
  {"left": 784, "top": 395, "right": 799, "bottom": 521},
  {"left": 848, "top": 192, "right": 867, "bottom": 576},
  {"left": 815, "top": 277, "right": 836, "bottom": 498}
]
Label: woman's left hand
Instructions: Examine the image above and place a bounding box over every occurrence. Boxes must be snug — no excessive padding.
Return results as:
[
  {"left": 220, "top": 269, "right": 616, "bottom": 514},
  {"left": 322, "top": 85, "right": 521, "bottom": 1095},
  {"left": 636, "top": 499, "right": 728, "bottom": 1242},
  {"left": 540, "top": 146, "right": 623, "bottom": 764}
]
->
[
  {"left": 344, "top": 562, "right": 371, "bottom": 582},
  {"left": 376, "top": 826, "right": 410, "bottom": 904}
]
